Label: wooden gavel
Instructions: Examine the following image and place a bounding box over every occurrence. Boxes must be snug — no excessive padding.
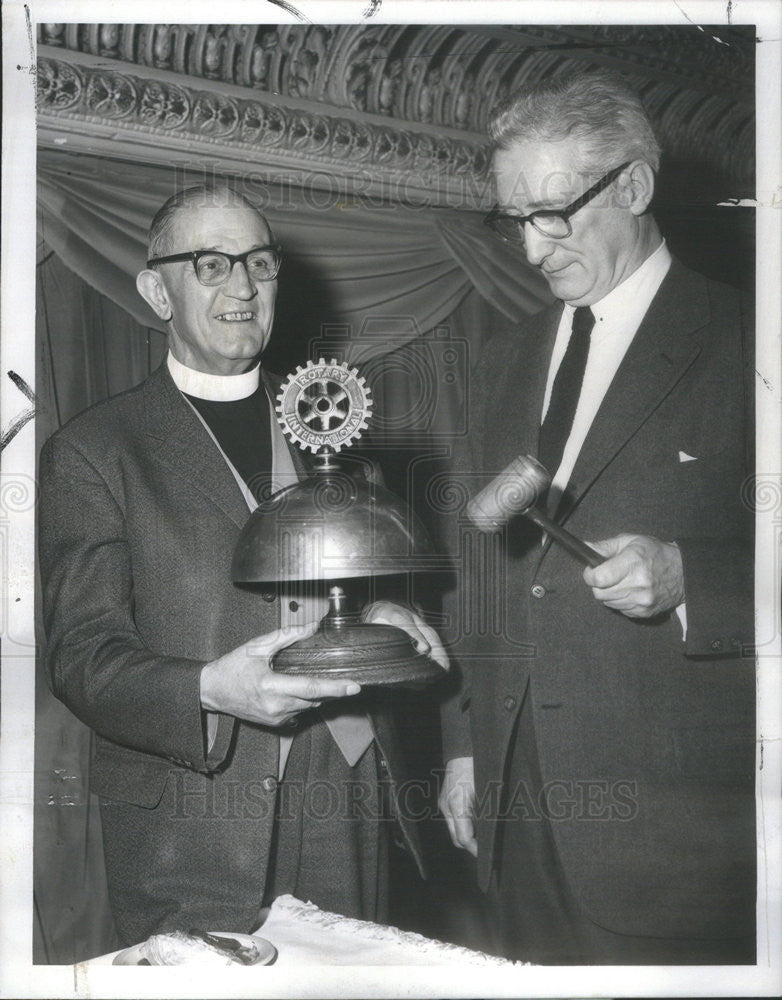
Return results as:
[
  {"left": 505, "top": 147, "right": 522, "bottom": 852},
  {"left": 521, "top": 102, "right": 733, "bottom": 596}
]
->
[{"left": 464, "top": 454, "right": 604, "bottom": 568}]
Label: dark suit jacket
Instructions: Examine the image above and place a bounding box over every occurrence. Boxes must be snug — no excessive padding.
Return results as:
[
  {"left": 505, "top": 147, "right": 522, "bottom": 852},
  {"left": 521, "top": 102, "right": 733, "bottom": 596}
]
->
[
  {"left": 38, "top": 362, "right": 422, "bottom": 940},
  {"left": 441, "top": 260, "right": 755, "bottom": 941}
]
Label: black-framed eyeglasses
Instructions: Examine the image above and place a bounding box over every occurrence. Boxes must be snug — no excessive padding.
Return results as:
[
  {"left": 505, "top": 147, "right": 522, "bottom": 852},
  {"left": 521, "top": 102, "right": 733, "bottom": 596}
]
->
[
  {"left": 484, "top": 161, "right": 632, "bottom": 245},
  {"left": 146, "top": 246, "right": 282, "bottom": 286}
]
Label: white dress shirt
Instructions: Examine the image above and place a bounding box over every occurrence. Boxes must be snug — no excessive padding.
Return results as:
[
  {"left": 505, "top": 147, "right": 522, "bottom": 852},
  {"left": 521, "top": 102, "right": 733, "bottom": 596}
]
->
[
  {"left": 542, "top": 239, "right": 672, "bottom": 497},
  {"left": 540, "top": 240, "right": 685, "bottom": 634}
]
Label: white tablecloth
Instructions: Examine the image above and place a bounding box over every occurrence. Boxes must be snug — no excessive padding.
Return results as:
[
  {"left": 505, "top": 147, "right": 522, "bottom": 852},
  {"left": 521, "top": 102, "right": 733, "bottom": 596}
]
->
[
  {"left": 92, "top": 894, "right": 519, "bottom": 967},
  {"left": 255, "top": 894, "right": 518, "bottom": 966}
]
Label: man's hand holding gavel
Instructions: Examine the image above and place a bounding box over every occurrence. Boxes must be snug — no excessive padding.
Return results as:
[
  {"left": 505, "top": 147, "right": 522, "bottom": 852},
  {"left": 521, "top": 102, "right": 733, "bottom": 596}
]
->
[
  {"left": 464, "top": 457, "right": 686, "bottom": 621},
  {"left": 582, "top": 534, "right": 685, "bottom": 619}
]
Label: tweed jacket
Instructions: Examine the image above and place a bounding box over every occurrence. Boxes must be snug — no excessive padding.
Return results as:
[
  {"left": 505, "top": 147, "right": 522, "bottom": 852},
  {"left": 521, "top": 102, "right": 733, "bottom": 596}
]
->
[{"left": 39, "top": 362, "right": 423, "bottom": 933}]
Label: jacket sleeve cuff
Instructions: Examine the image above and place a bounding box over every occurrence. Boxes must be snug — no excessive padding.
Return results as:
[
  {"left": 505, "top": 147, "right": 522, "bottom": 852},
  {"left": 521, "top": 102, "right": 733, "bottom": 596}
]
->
[
  {"left": 440, "top": 687, "right": 473, "bottom": 762},
  {"left": 442, "top": 726, "right": 473, "bottom": 764},
  {"left": 677, "top": 537, "right": 754, "bottom": 657}
]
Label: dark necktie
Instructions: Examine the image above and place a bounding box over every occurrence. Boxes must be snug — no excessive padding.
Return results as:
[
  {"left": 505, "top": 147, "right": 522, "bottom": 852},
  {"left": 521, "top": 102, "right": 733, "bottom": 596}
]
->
[{"left": 537, "top": 305, "right": 595, "bottom": 477}]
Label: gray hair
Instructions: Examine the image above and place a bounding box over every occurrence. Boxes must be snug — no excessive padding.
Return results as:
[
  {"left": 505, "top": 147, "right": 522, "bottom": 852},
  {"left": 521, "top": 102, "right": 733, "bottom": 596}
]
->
[
  {"left": 147, "top": 184, "right": 272, "bottom": 257},
  {"left": 489, "top": 68, "right": 661, "bottom": 174}
]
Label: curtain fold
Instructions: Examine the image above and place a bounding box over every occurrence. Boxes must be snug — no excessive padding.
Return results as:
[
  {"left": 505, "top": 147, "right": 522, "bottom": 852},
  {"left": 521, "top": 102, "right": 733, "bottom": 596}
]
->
[
  {"left": 435, "top": 214, "right": 553, "bottom": 322},
  {"left": 37, "top": 149, "right": 548, "bottom": 358}
]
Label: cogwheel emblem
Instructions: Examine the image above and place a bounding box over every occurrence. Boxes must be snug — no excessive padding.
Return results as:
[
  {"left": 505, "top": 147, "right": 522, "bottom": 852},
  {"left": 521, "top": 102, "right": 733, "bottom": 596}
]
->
[{"left": 276, "top": 358, "right": 373, "bottom": 453}]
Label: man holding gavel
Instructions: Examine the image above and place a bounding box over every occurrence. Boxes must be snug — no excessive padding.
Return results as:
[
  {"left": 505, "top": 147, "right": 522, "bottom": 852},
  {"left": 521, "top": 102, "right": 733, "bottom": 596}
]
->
[{"left": 439, "top": 69, "right": 755, "bottom": 964}]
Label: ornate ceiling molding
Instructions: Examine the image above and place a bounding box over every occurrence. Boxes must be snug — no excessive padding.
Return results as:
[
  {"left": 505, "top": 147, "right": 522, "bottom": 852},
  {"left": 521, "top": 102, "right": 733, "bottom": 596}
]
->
[
  {"left": 36, "top": 50, "right": 492, "bottom": 209},
  {"left": 36, "top": 23, "right": 755, "bottom": 198}
]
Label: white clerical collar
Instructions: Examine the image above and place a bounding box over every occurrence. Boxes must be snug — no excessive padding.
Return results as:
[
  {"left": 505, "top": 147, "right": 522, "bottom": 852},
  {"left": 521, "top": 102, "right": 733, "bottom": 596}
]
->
[
  {"left": 167, "top": 352, "right": 261, "bottom": 401},
  {"left": 581, "top": 239, "right": 672, "bottom": 337}
]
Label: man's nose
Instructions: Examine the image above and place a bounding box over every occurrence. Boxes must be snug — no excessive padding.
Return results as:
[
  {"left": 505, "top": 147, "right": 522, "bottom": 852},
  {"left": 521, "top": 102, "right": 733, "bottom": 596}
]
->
[
  {"left": 522, "top": 223, "right": 555, "bottom": 267},
  {"left": 223, "top": 260, "right": 257, "bottom": 298}
]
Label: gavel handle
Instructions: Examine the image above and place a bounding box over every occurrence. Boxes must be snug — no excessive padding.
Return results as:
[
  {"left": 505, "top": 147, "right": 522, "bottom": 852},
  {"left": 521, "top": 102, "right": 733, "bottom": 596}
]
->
[{"left": 524, "top": 506, "right": 604, "bottom": 569}]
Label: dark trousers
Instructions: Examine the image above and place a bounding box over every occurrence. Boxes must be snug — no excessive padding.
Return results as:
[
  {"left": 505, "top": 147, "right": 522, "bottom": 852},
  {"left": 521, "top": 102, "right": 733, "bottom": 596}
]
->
[
  {"left": 263, "top": 718, "right": 389, "bottom": 923},
  {"left": 490, "top": 690, "right": 755, "bottom": 965}
]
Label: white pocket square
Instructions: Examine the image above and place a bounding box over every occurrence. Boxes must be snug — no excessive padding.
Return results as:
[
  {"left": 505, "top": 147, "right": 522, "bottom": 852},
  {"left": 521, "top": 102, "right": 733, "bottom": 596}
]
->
[{"left": 678, "top": 451, "right": 698, "bottom": 463}]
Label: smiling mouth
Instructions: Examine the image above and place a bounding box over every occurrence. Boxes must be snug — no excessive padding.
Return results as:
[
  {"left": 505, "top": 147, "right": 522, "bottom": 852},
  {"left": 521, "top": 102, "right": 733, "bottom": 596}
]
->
[{"left": 215, "top": 311, "right": 256, "bottom": 321}]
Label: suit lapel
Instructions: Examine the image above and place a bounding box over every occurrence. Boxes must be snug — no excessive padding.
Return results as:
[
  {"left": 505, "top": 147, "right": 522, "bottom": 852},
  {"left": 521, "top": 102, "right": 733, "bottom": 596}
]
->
[
  {"left": 557, "top": 260, "right": 708, "bottom": 524},
  {"left": 143, "top": 364, "right": 278, "bottom": 530}
]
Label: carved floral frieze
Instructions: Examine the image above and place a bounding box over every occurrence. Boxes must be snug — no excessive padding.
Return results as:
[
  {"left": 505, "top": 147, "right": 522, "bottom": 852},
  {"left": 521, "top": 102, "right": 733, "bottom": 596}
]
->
[
  {"left": 37, "top": 56, "right": 491, "bottom": 207},
  {"left": 36, "top": 22, "right": 755, "bottom": 196},
  {"left": 37, "top": 23, "right": 753, "bottom": 124}
]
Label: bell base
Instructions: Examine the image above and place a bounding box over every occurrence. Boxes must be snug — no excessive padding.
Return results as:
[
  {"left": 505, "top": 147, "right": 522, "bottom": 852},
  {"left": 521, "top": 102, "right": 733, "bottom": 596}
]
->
[{"left": 271, "top": 621, "right": 442, "bottom": 687}]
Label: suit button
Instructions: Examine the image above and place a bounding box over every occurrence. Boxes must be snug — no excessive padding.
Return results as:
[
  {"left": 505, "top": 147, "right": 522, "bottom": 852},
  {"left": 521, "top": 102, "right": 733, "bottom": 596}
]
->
[
  {"left": 503, "top": 696, "right": 517, "bottom": 712},
  {"left": 289, "top": 600, "right": 300, "bottom": 612},
  {"left": 261, "top": 591, "right": 276, "bottom": 603},
  {"left": 261, "top": 775, "right": 278, "bottom": 792},
  {"left": 711, "top": 639, "right": 724, "bottom": 651},
  {"left": 531, "top": 584, "right": 546, "bottom": 599}
]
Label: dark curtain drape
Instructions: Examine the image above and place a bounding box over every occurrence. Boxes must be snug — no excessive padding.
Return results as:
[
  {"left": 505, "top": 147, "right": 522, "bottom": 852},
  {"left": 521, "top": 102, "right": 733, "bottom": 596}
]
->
[
  {"left": 37, "top": 149, "right": 552, "bottom": 353},
  {"left": 34, "top": 148, "right": 552, "bottom": 963}
]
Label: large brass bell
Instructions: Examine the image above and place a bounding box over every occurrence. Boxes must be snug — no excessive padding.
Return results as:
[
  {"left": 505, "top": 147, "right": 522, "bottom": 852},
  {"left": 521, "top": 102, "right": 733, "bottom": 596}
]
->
[{"left": 231, "top": 360, "right": 443, "bottom": 687}]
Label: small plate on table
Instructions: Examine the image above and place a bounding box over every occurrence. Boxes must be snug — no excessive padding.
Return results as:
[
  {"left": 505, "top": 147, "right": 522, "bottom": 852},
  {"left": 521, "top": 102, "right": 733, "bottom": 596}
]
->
[{"left": 112, "top": 930, "right": 277, "bottom": 966}]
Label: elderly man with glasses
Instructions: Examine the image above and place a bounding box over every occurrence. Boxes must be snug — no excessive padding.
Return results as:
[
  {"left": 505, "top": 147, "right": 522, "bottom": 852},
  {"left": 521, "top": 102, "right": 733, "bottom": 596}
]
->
[
  {"left": 38, "top": 184, "right": 442, "bottom": 949},
  {"left": 439, "top": 69, "right": 755, "bottom": 964}
]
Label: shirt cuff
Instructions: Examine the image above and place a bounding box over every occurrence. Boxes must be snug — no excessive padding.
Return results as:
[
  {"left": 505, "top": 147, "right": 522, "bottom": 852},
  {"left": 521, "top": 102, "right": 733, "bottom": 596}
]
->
[
  {"left": 205, "top": 710, "right": 218, "bottom": 752},
  {"left": 675, "top": 602, "right": 687, "bottom": 641}
]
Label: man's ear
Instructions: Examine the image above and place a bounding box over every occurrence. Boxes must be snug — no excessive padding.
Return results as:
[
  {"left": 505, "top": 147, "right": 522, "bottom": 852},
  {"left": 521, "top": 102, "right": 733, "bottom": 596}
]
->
[
  {"left": 623, "top": 161, "right": 655, "bottom": 216},
  {"left": 136, "top": 269, "right": 173, "bottom": 322}
]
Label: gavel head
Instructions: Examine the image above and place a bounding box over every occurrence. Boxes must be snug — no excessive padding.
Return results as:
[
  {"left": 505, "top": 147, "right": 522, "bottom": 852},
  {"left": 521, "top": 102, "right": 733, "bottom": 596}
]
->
[{"left": 465, "top": 454, "right": 551, "bottom": 530}]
